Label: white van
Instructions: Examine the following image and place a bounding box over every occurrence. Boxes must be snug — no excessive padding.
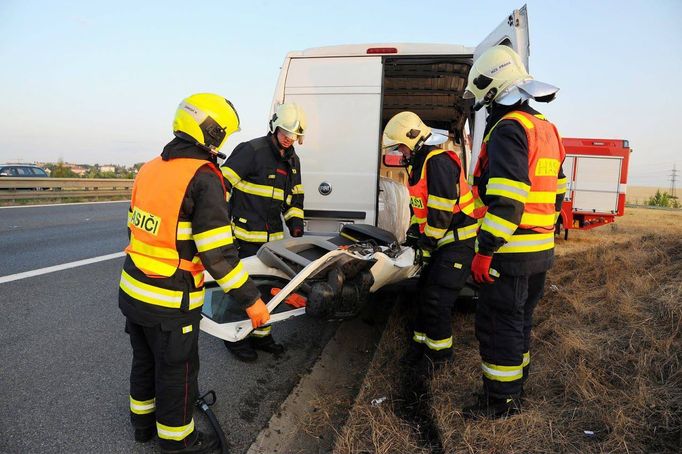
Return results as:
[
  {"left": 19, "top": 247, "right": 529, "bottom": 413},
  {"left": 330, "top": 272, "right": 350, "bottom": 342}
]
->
[{"left": 270, "top": 5, "right": 530, "bottom": 238}]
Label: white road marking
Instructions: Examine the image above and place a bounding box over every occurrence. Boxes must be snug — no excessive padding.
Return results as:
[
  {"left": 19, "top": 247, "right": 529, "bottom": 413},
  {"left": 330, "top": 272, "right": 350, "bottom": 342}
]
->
[
  {"left": 0, "top": 252, "right": 126, "bottom": 284},
  {"left": 0, "top": 200, "right": 130, "bottom": 209}
]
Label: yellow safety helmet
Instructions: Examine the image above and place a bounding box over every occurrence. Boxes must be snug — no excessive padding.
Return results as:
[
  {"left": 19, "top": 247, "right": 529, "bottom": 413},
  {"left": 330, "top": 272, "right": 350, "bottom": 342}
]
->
[
  {"left": 173, "top": 93, "right": 240, "bottom": 151},
  {"left": 269, "top": 103, "right": 306, "bottom": 145},
  {"left": 382, "top": 111, "right": 432, "bottom": 152},
  {"left": 463, "top": 45, "right": 558, "bottom": 110}
]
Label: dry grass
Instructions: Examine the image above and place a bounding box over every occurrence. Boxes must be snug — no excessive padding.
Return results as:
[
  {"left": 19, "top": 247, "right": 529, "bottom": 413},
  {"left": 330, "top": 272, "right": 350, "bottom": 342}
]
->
[
  {"left": 334, "top": 207, "right": 682, "bottom": 454},
  {"left": 556, "top": 207, "right": 682, "bottom": 256},
  {"left": 334, "top": 312, "right": 430, "bottom": 454}
]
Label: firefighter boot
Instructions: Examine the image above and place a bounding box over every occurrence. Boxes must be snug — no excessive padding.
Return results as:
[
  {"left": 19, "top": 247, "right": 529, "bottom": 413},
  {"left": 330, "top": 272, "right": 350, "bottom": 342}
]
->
[
  {"left": 224, "top": 338, "right": 258, "bottom": 362},
  {"left": 252, "top": 334, "right": 285, "bottom": 355},
  {"left": 131, "top": 413, "right": 155, "bottom": 443},
  {"left": 160, "top": 430, "right": 219, "bottom": 453},
  {"left": 134, "top": 427, "right": 155, "bottom": 443},
  {"left": 400, "top": 342, "right": 425, "bottom": 368},
  {"left": 412, "top": 349, "right": 452, "bottom": 378},
  {"left": 461, "top": 393, "right": 522, "bottom": 419}
]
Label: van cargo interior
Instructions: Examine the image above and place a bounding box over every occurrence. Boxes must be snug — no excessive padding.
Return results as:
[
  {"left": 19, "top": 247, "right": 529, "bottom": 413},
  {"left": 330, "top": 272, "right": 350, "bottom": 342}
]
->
[{"left": 381, "top": 56, "right": 472, "bottom": 141}]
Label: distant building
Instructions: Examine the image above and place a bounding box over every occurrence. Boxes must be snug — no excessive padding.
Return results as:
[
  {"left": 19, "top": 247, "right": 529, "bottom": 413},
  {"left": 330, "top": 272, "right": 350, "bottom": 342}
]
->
[
  {"left": 99, "top": 165, "right": 116, "bottom": 173},
  {"left": 63, "top": 163, "right": 88, "bottom": 176}
]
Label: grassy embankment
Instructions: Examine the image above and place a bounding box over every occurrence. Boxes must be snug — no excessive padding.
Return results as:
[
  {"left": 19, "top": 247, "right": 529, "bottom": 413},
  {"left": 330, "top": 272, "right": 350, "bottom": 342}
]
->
[{"left": 333, "top": 207, "right": 682, "bottom": 453}]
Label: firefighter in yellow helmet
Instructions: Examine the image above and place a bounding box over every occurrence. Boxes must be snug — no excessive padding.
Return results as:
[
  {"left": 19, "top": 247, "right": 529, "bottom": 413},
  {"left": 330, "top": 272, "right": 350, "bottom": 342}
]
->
[
  {"left": 120, "top": 93, "right": 270, "bottom": 453},
  {"left": 461, "top": 46, "right": 567, "bottom": 419},
  {"left": 220, "top": 102, "right": 306, "bottom": 361},
  {"left": 383, "top": 111, "right": 478, "bottom": 373}
]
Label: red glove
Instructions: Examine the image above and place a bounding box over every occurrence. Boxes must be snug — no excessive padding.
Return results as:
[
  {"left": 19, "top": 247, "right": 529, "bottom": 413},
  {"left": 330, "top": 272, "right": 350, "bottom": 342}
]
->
[
  {"left": 291, "top": 227, "right": 303, "bottom": 238},
  {"left": 245, "top": 298, "right": 270, "bottom": 328},
  {"left": 271, "top": 288, "right": 307, "bottom": 308},
  {"left": 471, "top": 253, "right": 495, "bottom": 284}
]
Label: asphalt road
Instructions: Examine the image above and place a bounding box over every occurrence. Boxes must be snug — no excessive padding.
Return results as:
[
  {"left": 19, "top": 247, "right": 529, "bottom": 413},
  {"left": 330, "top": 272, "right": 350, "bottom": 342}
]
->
[
  {"left": 0, "top": 202, "right": 339, "bottom": 453},
  {"left": 0, "top": 201, "right": 131, "bottom": 276}
]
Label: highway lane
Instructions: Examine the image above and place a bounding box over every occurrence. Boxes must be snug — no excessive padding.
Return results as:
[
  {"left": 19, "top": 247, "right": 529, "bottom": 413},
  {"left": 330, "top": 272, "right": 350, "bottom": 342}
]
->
[
  {"left": 0, "top": 201, "right": 130, "bottom": 276},
  {"left": 0, "top": 202, "right": 340, "bottom": 453}
]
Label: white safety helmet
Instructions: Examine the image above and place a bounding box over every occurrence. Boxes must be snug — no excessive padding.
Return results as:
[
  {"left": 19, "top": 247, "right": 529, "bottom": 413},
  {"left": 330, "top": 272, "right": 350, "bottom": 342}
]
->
[
  {"left": 463, "top": 45, "right": 559, "bottom": 110},
  {"left": 269, "top": 103, "right": 306, "bottom": 145},
  {"left": 382, "top": 111, "right": 433, "bottom": 152}
]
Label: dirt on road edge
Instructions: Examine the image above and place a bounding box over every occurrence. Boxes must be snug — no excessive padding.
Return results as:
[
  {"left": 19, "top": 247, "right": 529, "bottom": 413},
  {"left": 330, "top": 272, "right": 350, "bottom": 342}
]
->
[{"left": 246, "top": 316, "right": 386, "bottom": 454}]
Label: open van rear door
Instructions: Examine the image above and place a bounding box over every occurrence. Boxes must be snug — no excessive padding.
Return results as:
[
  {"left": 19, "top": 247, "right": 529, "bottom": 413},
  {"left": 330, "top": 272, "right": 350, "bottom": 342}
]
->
[{"left": 470, "top": 4, "right": 530, "bottom": 169}]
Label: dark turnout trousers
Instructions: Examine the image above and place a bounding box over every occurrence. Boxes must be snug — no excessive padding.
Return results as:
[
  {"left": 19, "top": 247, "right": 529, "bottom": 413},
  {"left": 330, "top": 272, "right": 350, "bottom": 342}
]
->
[
  {"left": 411, "top": 241, "right": 475, "bottom": 361},
  {"left": 127, "top": 319, "right": 200, "bottom": 451},
  {"left": 475, "top": 271, "right": 546, "bottom": 398}
]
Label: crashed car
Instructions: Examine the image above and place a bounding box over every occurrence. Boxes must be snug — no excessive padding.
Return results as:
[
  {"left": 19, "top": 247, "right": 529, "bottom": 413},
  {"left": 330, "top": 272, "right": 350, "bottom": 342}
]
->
[{"left": 200, "top": 224, "right": 420, "bottom": 343}]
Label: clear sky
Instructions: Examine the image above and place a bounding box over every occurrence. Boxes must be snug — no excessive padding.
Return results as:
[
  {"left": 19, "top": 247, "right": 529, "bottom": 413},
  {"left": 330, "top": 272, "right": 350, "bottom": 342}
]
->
[{"left": 1, "top": 0, "right": 680, "bottom": 186}]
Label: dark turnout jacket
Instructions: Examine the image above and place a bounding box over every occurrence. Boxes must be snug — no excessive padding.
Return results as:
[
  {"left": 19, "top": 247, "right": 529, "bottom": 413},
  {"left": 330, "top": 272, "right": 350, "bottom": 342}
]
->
[{"left": 221, "top": 133, "right": 304, "bottom": 243}]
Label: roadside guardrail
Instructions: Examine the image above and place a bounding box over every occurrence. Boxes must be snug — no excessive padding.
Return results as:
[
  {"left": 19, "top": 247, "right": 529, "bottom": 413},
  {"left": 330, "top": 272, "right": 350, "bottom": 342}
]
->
[{"left": 0, "top": 177, "right": 133, "bottom": 203}]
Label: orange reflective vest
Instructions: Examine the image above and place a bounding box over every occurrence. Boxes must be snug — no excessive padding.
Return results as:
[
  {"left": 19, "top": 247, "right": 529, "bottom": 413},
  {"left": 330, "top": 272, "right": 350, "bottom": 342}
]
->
[
  {"left": 408, "top": 149, "right": 477, "bottom": 244},
  {"left": 125, "top": 157, "right": 224, "bottom": 285},
  {"left": 471, "top": 111, "right": 565, "bottom": 253}
]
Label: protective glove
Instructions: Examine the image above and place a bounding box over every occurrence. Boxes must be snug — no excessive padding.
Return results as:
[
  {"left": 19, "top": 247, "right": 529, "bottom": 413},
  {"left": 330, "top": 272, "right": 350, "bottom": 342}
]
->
[
  {"left": 421, "top": 248, "right": 431, "bottom": 266},
  {"left": 270, "top": 287, "right": 307, "bottom": 308},
  {"left": 403, "top": 224, "right": 421, "bottom": 248},
  {"left": 416, "top": 235, "right": 435, "bottom": 265},
  {"left": 245, "top": 298, "right": 270, "bottom": 329},
  {"left": 471, "top": 253, "right": 495, "bottom": 284},
  {"left": 413, "top": 248, "right": 431, "bottom": 266},
  {"left": 290, "top": 227, "right": 303, "bottom": 238}
]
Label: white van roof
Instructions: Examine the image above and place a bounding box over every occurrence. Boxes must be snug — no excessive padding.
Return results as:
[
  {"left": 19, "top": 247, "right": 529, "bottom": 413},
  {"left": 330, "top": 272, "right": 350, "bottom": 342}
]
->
[{"left": 287, "top": 43, "right": 474, "bottom": 58}]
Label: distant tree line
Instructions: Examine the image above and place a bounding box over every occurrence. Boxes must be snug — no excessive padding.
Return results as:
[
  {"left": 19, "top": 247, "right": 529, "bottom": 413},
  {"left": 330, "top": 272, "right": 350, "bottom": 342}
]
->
[{"left": 45, "top": 161, "right": 144, "bottom": 179}]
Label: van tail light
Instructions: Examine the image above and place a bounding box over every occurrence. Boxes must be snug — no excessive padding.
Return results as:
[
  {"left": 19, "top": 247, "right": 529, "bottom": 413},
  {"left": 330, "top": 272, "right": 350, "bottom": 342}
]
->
[{"left": 366, "top": 47, "right": 398, "bottom": 54}]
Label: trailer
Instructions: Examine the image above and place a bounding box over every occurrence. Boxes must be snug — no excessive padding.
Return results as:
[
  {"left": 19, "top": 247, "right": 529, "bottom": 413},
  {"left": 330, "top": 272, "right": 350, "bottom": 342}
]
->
[{"left": 557, "top": 138, "right": 631, "bottom": 239}]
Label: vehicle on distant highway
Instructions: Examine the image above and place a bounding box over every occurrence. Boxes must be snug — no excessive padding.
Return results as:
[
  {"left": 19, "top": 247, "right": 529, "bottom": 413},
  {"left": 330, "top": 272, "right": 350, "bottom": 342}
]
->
[
  {"left": 0, "top": 163, "right": 50, "bottom": 191},
  {"left": 0, "top": 163, "right": 49, "bottom": 177}
]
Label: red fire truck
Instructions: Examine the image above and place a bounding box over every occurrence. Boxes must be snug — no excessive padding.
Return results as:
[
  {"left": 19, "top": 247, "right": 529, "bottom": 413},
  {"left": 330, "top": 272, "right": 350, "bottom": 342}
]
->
[{"left": 557, "top": 138, "right": 632, "bottom": 239}]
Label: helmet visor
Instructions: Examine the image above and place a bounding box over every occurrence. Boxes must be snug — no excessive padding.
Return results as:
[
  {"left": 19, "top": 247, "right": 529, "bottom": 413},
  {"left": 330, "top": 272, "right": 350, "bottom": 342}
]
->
[
  {"left": 517, "top": 79, "right": 559, "bottom": 100},
  {"left": 280, "top": 129, "right": 299, "bottom": 141},
  {"left": 424, "top": 130, "right": 448, "bottom": 146}
]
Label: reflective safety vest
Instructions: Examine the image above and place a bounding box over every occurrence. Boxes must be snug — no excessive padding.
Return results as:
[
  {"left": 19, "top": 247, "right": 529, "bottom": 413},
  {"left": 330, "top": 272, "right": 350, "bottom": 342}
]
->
[
  {"left": 472, "top": 111, "right": 565, "bottom": 254},
  {"left": 408, "top": 149, "right": 477, "bottom": 245},
  {"left": 124, "top": 157, "right": 225, "bottom": 286}
]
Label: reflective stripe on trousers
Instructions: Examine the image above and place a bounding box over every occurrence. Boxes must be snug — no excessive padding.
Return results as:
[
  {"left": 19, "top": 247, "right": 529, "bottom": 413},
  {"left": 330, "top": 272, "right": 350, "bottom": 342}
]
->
[
  {"left": 251, "top": 325, "right": 272, "bottom": 338},
  {"left": 130, "top": 396, "right": 155, "bottom": 415},
  {"left": 413, "top": 330, "right": 453, "bottom": 351}
]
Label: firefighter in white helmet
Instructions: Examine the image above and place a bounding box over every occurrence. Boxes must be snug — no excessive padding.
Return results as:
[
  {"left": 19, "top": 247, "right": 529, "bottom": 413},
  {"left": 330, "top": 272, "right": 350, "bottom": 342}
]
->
[
  {"left": 464, "top": 45, "right": 559, "bottom": 111},
  {"left": 383, "top": 111, "right": 478, "bottom": 373},
  {"left": 461, "top": 45, "right": 567, "bottom": 419},
  {"left": 220, "top": 102, "right": 307, "bottom": 361}
]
